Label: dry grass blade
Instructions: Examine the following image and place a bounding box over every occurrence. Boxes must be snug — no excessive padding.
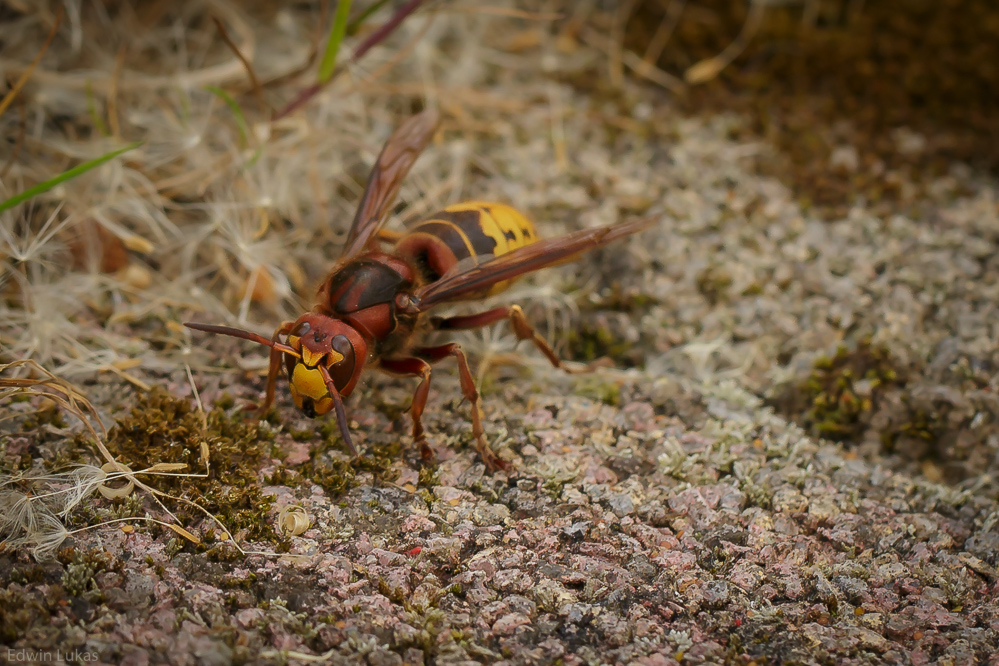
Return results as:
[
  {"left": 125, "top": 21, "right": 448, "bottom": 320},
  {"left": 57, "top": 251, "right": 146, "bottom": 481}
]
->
[
  {"left": 0, "top": 7, "right": 63, "bottom": 117},
  {"left": 168, "top": 523, "right": 201, "bottom": 544},
  {"left": 212, "top": 15, "right": 267, "bottom": 112},
  {"left": 642, "top": 0, "right": 688, "bottom": 65},
  {"left": 0, "top": 359, "right": 108, "bottom": 442},
  {"left": 578, "top": 24, "right": 685, "bottom": 94},
  {"left": 684, "top": 0, "right": 766, "bottom": 84}
]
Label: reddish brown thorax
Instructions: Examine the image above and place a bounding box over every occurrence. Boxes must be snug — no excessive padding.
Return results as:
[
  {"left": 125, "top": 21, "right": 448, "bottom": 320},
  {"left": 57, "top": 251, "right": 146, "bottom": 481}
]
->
[{"left": 315, "top": 254, "right": 415, "bottom": 335}]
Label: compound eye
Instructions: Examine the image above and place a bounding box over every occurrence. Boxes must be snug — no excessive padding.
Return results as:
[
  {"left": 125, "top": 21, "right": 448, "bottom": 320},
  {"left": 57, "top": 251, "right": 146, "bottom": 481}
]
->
[
  {"left": 331, "top": 335, "right": 351, "bottom": 365},
  {"left": 291, "top": 321, "right": 311, "bottom": 337},
  {"left": 328, "top": 334, "right": 356, "bottom": 390}
]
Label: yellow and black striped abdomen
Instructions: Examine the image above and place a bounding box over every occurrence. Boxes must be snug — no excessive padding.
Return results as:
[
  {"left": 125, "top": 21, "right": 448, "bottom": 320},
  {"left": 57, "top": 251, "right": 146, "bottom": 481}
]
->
[{"left": 395, "top": 201, "right": 538, "bottom": 297}]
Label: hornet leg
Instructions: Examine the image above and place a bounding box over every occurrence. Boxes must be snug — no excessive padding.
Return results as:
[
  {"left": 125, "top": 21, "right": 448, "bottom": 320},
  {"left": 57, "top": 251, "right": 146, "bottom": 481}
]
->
[
  {"left": 261, "top": 320, "right": 295, "bottom": 413},
  {"left": 380, "top": 352, "right": 507, "bottom": 472},
  {"left": 431, "top": 305, "right": 608, "bottom": 373}
]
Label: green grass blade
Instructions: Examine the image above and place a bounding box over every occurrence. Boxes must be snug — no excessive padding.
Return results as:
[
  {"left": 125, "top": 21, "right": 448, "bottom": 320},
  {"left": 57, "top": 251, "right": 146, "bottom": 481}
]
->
[
  {"left": 347, "top": 0, "right": 391, "bottom": 36},
  {"left": 318, "top": 0, "right": 353, "bottom": 83},
  {"left": 86, "top": 81, "right": 110, "bottom": 138},
  {"left": 205, "top": 86, "right": 249, "bottom": 146},
  {"left": 0, "top": 141, "right": 142, "bottom": 215}
]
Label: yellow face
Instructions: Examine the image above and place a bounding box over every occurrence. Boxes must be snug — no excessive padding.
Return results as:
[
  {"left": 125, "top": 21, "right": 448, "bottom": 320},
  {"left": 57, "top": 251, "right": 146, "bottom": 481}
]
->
[
  {"left": 288, "top": 363, "right": 336, "bottom": 416},
  {"left": 286, "top": 342, "right": 345, "bottom": 417}
]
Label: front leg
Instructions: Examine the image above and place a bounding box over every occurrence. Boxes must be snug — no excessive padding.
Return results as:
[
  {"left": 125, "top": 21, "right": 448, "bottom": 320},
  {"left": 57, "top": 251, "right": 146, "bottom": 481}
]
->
[
  {"left": 379, "top": 352, "right": 507, "bottom": 472},
  {"left": 262, "top": 320, "right": 295, "bottom": 413}
]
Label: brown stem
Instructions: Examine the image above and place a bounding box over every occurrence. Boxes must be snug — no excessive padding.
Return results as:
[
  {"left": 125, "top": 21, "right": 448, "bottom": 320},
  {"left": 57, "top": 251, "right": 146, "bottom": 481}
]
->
[
  {"left": 0, "top": 6, "right": 64, "bottom": 117},
  {"left": 212, "top": 15, "right": 269, "bottom": 113},
  {"left": 272, "top": 0, "right": 427, "bottom": 121}
]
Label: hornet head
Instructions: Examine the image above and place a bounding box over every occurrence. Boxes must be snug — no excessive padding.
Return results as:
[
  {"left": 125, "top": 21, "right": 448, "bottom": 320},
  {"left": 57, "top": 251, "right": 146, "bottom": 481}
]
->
[
  {"left": 183, "top": 313, "right": 368, "bottom": 419},
  {"left": 281, "top": 313, "right": 368, "bottom": 417}
]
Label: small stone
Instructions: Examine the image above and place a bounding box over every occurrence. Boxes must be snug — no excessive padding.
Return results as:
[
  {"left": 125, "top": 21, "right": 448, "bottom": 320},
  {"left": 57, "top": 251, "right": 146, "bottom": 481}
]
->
[
  {"left": 608, "top": 493, "right": 635, "bottom": 517},
  {"left": 808, "top": 496, "right": 840, "bottom": 521},
  {"left": 964, "top": 533, "right": 999, "bottom": 565},
  {"left": 702, "top": 581, "right": 730, "bottom": 608},
  {"left": 492, "top": 612, "right": 532, "bottom": 635},
  {"left": 472, "top": 502, "right": 511, "bottom": 526},
  {"left": 563, "top": 521, "right": 591, "bottom": 541},
  {"left": 851, "top": 627, "right": 890, "bottom": 652},
  {"left": 367, "top": 647, "right": 403, "bottom": 666},
  {"left": 533, "top": 579, "right": 577, "bottom": 612}
]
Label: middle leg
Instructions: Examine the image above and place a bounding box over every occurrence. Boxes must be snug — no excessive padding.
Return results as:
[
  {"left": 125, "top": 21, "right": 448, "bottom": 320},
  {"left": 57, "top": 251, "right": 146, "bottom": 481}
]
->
[{"left": 380, "top": 349, "right": 507, "bottom": 471}]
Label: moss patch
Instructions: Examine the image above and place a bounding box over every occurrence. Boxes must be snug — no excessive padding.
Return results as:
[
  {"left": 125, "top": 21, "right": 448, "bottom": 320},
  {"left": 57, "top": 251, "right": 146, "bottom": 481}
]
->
[
  {"left": 106, "top": 388, "right": 281, "bottom": 543},
  {"left": 564, "top": 325, "right": 636, "bottom": 369},
  {"left": 775, "top": 340, "right": 905, "bottom": 442},
  {"left": 696, "top": 265, "right": 734, "bottom": 306}
]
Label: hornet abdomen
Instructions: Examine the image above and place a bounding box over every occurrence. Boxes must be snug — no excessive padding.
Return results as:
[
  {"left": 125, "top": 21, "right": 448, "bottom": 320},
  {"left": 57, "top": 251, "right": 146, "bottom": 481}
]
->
[{"left": 394, "top": 202, "right": 538, "bottom": 299}]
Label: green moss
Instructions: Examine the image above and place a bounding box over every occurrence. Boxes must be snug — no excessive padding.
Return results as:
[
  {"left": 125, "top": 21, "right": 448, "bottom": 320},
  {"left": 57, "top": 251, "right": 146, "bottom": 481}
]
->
[
  {"left": 696, "top": 265, "right": 733, "bottom": 305},
  {"left": 265, "top": 465, "right": 301, "bottom": 487},
  {"left": 22, "top": 405, "right": 68, "bottom": 431},
  {"left": 221, "top": 571, "right": 258, "bottom": 590},
  {"left": 576, "top": 377, "right": 622, "bottom": 406},
  {"left": 289, "top": 427, "right": 315, "bottom": 442},
  {"left": 581, "top": 286, "right": 659, "bottom": 313},
  {"left": 418, "top": 465, "right": 440, "bottom": 488},
  {"left": 352, "top": 441, "right": 401, "bottom": 480},
  {"left": 372, "top": 397, "right": 408, "bottom": 422},
  {"left": 214, "top": 393, "right": 236, "bottom": 411},
  {"left": 789, "top": 340, "right": 905, "bottom": 442},
  {"left": 106, "top": 388, "right": 280, "bottom": 543},
  {"left": 564, "top": 326, "right": 631, "bottom": 367},
  {"left": 297, "top": 437, "right": 400, "bottom": 495},
  {"left": 60, "top": 548, "right": 119, "bottom": 598},
  {"left": 0, "top": 585, "right": 61, "bottom": 644},
  {"left": 882, "top": 407, "right": 940, "bottom": 451},
  {"left": 300, "top": 454, "right": 357, "bottom": 496}
]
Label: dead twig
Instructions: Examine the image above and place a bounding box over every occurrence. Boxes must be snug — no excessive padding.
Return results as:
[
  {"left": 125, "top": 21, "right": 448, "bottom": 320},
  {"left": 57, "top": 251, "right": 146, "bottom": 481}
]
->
[
  {"left": 0, "top": 6, "right": 64, "bottom": 117},
  {"left": 643, "top": 0, "right": 688, "bottom": 65},
  {"left": 578, "top": 24, "right": 686, "bottom": 94},
  {"left": 212, "top": 15, "right": 269, "bottom": 113}
]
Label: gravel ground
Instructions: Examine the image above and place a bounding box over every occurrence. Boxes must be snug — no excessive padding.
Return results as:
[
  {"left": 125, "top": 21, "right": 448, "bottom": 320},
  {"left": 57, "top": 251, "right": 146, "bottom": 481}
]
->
[{"left": 2, "top": 2, "right": 999, "bottom": 664}]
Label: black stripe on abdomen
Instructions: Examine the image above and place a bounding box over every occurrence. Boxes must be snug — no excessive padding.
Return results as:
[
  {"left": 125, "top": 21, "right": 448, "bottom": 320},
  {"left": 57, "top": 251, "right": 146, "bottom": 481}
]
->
[{"left": 423, "top": 209, "right": 500, "bottom": 258}]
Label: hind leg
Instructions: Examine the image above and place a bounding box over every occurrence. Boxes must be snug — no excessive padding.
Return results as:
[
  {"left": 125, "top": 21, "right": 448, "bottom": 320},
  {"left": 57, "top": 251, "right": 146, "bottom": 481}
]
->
[{"left": 431, "top": 305, "right": 610, "bottom": 373}]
